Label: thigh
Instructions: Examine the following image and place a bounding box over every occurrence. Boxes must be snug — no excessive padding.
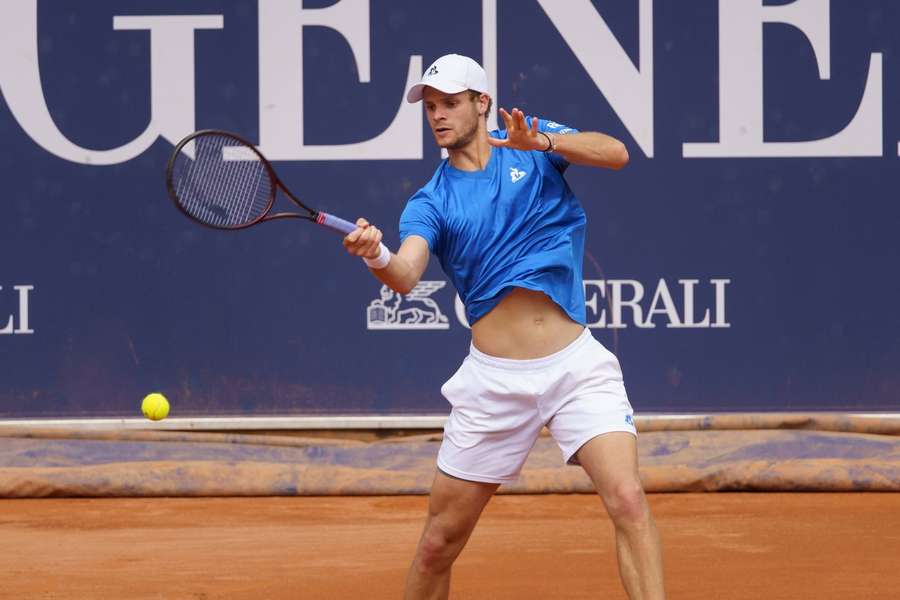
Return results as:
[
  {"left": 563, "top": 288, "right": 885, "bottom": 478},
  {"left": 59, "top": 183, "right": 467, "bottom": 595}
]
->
[
  {"left": 424, "top": 470, "right": 500, "bottom": 540},
  {"left": 575, "top": 431, "right": 641, "bottom": 495}
]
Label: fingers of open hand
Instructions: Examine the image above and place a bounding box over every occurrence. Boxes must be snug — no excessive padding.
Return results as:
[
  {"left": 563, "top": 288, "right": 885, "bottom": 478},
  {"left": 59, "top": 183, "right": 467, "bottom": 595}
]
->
[
  {"left": 515, "top": 109, "right": 539, "bottom": 142},
  {"left": 512, "top": 108, "right": 528, "bottom": 130},
  {"left": 498, "top": 107, "right": 513, "bottom": 130},
  {"left": 498, "top": 108, "right": 539, "bottom": 149}
]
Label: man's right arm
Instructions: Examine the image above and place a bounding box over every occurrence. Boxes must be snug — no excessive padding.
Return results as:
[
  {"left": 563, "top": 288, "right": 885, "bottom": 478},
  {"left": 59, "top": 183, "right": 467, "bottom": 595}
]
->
[
  {"left": 343, "top": 218, "right": 430, "bottom": 294},
  {"left": 369, "top": 235, "right": 430, "bottom": 294}
]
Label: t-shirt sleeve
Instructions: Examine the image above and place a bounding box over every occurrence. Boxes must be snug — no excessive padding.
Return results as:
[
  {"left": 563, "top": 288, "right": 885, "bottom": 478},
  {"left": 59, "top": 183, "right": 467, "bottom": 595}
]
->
[
  {"left": 399, "top": 190, "right": 442, "bottom": 254},
  {"left": 529, "top": 116, "right": 580, "bottom": 173}
]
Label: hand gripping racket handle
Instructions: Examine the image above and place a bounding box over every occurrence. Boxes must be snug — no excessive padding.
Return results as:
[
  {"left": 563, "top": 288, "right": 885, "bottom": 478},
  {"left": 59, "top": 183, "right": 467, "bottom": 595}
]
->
[
  {"left": 315, "top": 212, "right": 358, "bottom": 235},
  {"left": 316, "top": 211, "right": 391, "bottom": 266}
]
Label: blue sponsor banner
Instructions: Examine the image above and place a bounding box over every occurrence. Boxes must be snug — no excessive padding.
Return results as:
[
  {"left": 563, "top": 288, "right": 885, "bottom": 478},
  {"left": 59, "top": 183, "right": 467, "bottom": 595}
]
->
[{"left": 1, "top": 0, "right": 898, "bottom": 417}]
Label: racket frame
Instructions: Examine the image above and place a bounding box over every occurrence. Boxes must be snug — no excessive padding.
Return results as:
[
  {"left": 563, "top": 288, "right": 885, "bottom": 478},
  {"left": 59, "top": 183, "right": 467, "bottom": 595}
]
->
[{"left": 166, "top": 129, "right": 321, "bottom": 231}]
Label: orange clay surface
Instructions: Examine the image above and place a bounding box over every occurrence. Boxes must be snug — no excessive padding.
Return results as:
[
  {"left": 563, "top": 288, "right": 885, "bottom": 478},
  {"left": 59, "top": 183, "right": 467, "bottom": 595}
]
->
[{"left": 1, "top": 493, "right": 898, "bottom": 599}]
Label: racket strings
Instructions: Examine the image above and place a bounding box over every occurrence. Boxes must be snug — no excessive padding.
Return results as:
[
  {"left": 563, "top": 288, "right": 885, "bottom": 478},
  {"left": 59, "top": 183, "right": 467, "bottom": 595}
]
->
[{"left": 172, "top": 133, "right": 273, "bottom": 228}]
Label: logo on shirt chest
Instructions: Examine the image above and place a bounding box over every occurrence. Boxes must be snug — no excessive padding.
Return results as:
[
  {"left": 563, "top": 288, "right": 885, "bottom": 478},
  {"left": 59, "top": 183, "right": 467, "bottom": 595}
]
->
[{"left": 509, "top": 166, "right": 528, "bottom": 183}]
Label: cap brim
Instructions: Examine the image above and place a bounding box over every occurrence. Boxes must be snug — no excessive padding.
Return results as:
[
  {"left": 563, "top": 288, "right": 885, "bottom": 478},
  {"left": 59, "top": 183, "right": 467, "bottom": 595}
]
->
[{"left": 406, "top": 82, "right": 469, "bottom": 103}]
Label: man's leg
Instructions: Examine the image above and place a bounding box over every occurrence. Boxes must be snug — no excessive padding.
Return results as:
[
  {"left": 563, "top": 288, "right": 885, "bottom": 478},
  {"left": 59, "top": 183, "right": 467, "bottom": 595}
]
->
[
  {"left": 404, "top": 470, "right": 499, "bottom": 600},
  {"left": 576, "top": 432, "right": 665, "bottom": 600}
]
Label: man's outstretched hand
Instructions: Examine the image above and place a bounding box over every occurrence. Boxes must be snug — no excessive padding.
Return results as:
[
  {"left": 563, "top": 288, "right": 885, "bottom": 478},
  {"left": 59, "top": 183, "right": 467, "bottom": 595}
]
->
[{"left": 487, "top": 108, "right": 550, "bottom": 152}]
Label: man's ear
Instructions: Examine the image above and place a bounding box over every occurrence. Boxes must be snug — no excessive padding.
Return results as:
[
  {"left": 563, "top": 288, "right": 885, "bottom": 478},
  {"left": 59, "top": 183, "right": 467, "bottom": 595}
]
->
[{"left": 478, "top": 93, "right": 489, "bottom": 116}]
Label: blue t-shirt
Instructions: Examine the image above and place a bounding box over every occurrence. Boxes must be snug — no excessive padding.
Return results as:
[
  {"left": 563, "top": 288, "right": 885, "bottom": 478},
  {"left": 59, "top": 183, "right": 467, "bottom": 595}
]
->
[{"left": 399, "top": 117, "right": 586, "bottom": 326}]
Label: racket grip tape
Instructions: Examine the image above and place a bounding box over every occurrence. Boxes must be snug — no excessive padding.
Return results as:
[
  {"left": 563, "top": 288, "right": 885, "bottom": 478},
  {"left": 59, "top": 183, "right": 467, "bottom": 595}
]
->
[{"left": 316, "top": 212, "right": 358, "bottom": 235}]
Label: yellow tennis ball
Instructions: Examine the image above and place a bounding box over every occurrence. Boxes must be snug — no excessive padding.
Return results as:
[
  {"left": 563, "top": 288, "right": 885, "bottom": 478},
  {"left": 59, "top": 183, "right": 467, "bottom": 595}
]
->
[{"left": 141, "top": 393, "right": 170, "bottom": 421}]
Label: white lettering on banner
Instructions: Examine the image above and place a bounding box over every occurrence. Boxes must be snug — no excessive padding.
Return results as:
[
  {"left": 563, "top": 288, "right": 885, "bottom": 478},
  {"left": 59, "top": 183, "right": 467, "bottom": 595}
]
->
[
  {"left": 256, "top": 0, "right": 422, "bottom": 160},
  {"left": 0, "top": 1, "right": 222, "bottom": 165},
  {"left": 482, "top": 0, "right": 499, "bottom": 133},
  {"left": 645, "top": 279, "right": 682, "bottom": 327},
  {"left": 604, "top": 279, "right": 650, "bottom": 329},
  {"left": 445, "top": 279, "right": 731, "bottom": 331},
  {"left": 0, "top": 285, "right": 34, "bottom": 335},
  {"left": 0, "top": 1, "right": 893, "bottom": 163},
  {"left": 583, "top": 281, "right": 605, "bottom": 327},
  {"left": 537, "top": 0, "right": 654, "bottom": 157},
  {"left": 711, "top": 279, "right": 730, "bottom": 328},
  {"left": 583, "top": 279, "right": 731, "bottom": 329},
  {"left": 683, "top": 0, "right": 883, "bottom": 158},
  {"left": 678, "top": 279, "right": 710, "bottom": 327}
]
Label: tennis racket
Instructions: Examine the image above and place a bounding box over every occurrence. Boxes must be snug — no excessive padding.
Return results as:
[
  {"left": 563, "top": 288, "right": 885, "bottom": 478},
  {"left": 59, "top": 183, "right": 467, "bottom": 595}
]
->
[{"left": 165, "top": 129, "right": 360, "bottom": 235}]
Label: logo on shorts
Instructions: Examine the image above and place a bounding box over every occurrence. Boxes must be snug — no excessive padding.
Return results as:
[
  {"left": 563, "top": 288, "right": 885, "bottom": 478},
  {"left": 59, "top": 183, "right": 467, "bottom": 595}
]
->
[
  {"left": 509, "top": 167, "right": 527, "bottom": 183},
  {"left": 625, "top": 414, "right": 634, "bottom": 426},
  {"left": 366, "top": 281, "right": 450, "bottom": 330}
]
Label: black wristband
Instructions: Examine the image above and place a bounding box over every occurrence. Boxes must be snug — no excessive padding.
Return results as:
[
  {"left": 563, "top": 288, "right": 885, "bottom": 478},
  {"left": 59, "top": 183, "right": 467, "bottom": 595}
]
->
[{"left": 538, "top": 131, "right": 553, "bottom": 152}]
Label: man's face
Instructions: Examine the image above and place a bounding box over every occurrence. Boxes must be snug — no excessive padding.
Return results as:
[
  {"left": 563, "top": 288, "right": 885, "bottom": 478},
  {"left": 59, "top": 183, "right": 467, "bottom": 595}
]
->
[{"left": 422, "top": 87, "right": 482, "bottom": 150}]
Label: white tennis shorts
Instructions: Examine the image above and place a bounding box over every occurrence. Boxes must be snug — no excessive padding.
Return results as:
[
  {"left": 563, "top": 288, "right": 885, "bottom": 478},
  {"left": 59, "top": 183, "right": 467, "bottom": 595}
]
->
[{"left": 437, "top": 328, "right": 636, "bottom": 484}]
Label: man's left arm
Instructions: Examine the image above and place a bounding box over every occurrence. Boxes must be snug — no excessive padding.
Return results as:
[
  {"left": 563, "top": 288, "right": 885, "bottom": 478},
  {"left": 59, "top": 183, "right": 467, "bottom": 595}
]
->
[
  {"left": 488, "top": 108, "right": 628, "bottom": 170},
  {"left": 547, "top": 130, "right": 628, "bottom": 170}
]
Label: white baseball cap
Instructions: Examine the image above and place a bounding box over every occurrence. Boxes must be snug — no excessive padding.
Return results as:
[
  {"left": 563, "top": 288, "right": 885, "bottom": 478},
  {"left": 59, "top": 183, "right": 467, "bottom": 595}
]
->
[{"left": 406, "top": 54, "right": 489, "bottom": 103}]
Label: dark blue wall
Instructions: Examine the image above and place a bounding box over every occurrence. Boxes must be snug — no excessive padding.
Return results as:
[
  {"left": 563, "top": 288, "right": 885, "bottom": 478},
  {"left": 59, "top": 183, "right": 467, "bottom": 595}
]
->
[{"left": 1, "top": 1, "right": 898, "bottom": 417}]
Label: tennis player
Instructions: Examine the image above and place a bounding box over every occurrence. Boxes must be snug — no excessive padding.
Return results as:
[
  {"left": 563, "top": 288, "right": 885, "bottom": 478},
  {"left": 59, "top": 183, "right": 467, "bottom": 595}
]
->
[{"left": 344, "top": 54, "right": 665, "bottom": 599}]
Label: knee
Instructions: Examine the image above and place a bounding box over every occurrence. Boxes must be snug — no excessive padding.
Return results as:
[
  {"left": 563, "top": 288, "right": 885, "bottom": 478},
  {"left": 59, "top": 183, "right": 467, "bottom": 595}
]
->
[
  {"left": 603, "top": 479, "right": 649, "bottom": 528},
  {"left": 414, "top": 525, "right": 461, "bottom": 575}
]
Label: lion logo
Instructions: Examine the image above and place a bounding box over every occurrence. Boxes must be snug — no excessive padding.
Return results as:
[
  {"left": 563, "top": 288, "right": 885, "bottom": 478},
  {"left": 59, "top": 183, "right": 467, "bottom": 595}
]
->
[{"left": 366, "top": 281, "right": 450, "bottom": 330}]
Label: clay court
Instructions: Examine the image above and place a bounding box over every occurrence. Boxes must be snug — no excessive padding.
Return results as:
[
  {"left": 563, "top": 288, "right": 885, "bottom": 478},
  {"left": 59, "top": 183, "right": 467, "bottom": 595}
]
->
[
  {"left": 2, "top": 493, "right": 899, "bottom": 599},
  {"left": 1, "top": 416, "right": 899, "bottom": 598}
]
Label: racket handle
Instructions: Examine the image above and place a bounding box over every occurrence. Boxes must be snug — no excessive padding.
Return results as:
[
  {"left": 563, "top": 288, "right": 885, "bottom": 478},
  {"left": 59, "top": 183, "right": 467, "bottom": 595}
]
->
[{"left": 316, "top": 212, "right": 358, "bottom": 235}]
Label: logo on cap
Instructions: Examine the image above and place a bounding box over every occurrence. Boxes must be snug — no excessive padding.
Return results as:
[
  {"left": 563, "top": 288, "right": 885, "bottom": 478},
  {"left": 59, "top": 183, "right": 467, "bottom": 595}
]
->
[{"left": 426, "top": 66, "right": 439, "bottom": 76}]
